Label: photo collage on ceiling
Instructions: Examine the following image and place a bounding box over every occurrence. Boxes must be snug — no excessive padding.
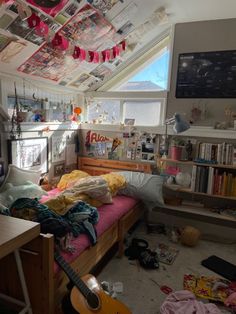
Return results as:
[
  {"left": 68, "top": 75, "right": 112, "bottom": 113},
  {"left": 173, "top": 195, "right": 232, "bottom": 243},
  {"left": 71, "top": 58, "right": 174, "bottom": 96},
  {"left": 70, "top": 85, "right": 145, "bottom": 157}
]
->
[{"left": 0, "top": 0, "right": 136, "bottom": 91}]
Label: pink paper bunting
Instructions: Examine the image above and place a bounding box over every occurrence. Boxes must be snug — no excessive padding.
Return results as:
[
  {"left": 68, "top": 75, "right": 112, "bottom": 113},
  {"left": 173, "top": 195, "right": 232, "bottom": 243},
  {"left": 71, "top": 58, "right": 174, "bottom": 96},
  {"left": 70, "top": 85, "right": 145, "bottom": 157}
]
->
[
  {"left": 27, "top": 12, "right": 40, "bottom": 28},
  {"left": 73, "top": 46, "right": 81, "bottom": 59},
  {"left": 52, "top": 33, "right": 69, "bottom": 51},
  {"left": 35, "top": 21, "right": 49, "bottom": 36},
  {"left": 102, "top": 49, "right": 111, "bottom": 62}
]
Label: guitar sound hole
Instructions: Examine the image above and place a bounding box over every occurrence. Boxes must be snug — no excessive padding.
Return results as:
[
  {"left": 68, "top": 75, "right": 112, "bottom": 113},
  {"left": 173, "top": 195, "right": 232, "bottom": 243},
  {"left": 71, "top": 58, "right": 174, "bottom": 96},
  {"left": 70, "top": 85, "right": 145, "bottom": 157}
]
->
[{"left": 87, "top": 292, "right": 100, "bottom": 309}]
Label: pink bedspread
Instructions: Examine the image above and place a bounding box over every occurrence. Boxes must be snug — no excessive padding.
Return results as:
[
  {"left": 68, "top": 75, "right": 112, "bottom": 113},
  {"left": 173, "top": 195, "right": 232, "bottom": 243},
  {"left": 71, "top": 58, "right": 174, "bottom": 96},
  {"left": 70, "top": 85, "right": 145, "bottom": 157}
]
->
[{"left": 40, "top": 189, "right": 139, "bottom": 273}]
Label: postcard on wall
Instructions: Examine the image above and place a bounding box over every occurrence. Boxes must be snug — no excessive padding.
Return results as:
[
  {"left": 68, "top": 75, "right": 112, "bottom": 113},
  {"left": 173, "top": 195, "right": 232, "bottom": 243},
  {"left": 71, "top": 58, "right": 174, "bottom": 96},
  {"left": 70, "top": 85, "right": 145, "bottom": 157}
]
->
[
  {"left": 0, "top": 33, "right": 11, "bottom": 52},
  {"left": 65, "top": 144, "right": 77, "bottom": 165},
  {"left": 88, "top": 0, "right": 119, "bottom": 14},
  {"left": 69, "top": 73, "right": 91, "bottom": 88},
  {"left": 52, "top": 135, "right": 67, "bottom": 163},
  {"left": 111, "top": 2, "right": 138, "bottom": 29}
]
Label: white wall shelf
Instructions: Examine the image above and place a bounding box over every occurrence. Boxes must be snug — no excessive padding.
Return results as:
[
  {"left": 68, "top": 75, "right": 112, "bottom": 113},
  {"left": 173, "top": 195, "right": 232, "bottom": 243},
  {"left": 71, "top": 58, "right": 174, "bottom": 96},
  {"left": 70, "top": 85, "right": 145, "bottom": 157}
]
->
[
  {"left": 79, "top": 123, "right": 236, "bottom": 139},
  {"left": 3, "top": 121, "right": 80, "bottom": 132}
]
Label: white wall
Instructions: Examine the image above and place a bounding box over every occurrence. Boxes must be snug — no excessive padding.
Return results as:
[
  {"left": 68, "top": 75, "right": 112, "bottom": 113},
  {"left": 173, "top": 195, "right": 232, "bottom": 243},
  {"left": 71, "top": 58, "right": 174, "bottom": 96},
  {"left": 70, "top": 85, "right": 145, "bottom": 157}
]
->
[{"left": 167, "top": 18, "right": 236, "bottom": 126}]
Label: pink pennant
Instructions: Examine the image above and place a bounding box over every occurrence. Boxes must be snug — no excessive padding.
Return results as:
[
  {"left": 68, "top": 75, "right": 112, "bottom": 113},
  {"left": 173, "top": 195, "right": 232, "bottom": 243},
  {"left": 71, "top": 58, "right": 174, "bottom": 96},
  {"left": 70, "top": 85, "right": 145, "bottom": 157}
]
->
[
  {"left": 51, "top": 33, "right": 69, "bottom": 51},
  {"left": 88, "top": 51, "right": 99, "bottom": 63},
  {"left": 80, "top": 49, "right": 86, "bottom": 61},
  {"left": 102, "top": 49, "right": 111, "bottom": 62},
  {"left": 35, "top": 21, "right": 49, "bottom": 36},
  {"left": 93, "top": 51, "right": 100, "bottom": 63},
  {"left": 88, "top": 51, "right": 94, "bottom": 63},
  {"left": 73, "top": 46, "right": 81, "bottom": 59},
  {"left": 112, "top": 45, "right": 120, "bottom": 58},
  {"left": 27, "top": 12, "right": 40, "bottom": 28},
  {"left": 121, "top": 40, "right": 126, "bottom": 51}
]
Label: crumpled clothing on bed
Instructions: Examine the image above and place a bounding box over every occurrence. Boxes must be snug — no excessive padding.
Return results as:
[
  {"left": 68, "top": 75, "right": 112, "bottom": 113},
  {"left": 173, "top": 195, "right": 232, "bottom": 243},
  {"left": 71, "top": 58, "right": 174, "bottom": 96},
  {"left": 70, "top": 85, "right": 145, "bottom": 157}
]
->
[
  {"left": 8, "top": 197, "right": 99, "bottom": 246},
  {"left": 160, "top": 290, "right": 221, "bottom": 314}
]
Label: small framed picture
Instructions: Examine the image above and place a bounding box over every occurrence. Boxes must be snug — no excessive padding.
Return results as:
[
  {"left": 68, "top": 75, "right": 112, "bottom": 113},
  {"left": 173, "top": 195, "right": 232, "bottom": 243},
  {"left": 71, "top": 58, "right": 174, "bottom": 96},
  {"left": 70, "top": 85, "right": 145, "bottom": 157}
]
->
[
  {"left": 141, "top": 153, "right": 148, "bottom": 160},
  {"left": 54, "top": 163, "right": 65, "bottom": 177},
  {"left": 8, "top": 137, "right": 48, "bottom": 173},
  {"left": 124, "top": 118, "right": 135, "bottom": 126}
]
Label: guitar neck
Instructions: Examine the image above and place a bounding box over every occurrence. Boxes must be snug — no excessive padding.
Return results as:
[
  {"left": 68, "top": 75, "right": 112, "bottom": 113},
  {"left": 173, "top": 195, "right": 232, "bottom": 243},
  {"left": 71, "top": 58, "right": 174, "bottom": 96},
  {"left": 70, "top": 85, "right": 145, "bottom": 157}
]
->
[{"left": 54, "top": 252, "right": 91, "bottom": 299}]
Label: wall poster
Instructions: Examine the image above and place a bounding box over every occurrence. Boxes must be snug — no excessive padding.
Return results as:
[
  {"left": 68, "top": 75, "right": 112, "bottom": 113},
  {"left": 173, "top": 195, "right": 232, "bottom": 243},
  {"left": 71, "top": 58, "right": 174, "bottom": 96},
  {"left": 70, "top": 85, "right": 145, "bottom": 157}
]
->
[{"left": 8, "top": 137, "right": 48, "bottom": 173}]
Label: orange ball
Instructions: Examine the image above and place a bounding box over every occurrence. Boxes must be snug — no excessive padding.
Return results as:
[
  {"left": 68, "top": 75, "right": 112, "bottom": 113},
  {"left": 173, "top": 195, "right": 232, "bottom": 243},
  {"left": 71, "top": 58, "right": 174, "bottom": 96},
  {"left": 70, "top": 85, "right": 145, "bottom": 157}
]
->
[{"left": 73, "top": 107, "right": 82, "bottom": 114}]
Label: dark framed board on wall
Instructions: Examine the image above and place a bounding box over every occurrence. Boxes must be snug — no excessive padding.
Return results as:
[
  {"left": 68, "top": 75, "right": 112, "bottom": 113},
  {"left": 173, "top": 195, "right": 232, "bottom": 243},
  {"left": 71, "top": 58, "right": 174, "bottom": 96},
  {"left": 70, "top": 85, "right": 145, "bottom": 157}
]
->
[
  {"left": 176, "top": 50, "right": 236, "bottom": 98},
  {"left": 8, "top": 137, "right": 48, "bottom": 173}
]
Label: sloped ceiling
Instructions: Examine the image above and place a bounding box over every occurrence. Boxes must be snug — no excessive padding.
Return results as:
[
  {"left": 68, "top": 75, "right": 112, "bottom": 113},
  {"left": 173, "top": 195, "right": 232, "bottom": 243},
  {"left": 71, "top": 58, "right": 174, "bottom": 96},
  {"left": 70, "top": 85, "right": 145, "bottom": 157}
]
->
[{"left": 1, "top": 0, "right": 236, "bottom": 93}]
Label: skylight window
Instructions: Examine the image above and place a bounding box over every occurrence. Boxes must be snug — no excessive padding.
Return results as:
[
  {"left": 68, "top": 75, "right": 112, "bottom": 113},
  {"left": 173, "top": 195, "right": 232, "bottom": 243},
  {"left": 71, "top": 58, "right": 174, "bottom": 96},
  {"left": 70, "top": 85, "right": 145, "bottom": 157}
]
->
[{"left": 116, "top": 49, "right": 169, "bottom": 91}]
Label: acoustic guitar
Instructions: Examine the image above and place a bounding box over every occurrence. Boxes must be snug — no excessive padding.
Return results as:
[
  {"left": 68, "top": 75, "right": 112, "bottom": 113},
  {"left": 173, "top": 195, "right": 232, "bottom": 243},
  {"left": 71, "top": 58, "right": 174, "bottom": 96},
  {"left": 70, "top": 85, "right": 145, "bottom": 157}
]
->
[{"left": 54, "top": 252, "right": 132, "bottom": 314}]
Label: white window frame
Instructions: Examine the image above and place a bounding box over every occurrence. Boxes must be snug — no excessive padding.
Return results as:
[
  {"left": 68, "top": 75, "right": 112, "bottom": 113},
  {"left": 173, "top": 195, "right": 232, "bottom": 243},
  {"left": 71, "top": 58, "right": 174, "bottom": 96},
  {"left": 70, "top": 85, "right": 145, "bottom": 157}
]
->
[{"left": 85, "top": 90, "right": 167, "bottom": 126}]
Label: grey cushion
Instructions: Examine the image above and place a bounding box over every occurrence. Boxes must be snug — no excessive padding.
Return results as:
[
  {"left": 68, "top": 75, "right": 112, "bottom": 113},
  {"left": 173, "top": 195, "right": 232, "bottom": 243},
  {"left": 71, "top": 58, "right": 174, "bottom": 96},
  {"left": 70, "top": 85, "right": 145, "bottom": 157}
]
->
[{"left": 118, "top": 171, "right": 164, "bottom": 206}]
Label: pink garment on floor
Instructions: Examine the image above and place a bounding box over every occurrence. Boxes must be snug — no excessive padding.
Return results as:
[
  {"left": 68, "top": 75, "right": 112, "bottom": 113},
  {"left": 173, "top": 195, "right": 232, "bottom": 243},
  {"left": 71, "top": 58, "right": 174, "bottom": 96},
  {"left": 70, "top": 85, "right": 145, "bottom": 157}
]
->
[{"left": 160, "top": 290, "right": 221, "bottom": 314}]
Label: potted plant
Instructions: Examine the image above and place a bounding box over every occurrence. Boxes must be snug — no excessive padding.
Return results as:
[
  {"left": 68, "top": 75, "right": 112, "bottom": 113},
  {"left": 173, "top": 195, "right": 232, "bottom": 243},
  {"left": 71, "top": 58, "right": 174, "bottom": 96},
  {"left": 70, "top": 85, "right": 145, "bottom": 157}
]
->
[{"left": 169, "top": 137, "right": 185, "bottom": 160}]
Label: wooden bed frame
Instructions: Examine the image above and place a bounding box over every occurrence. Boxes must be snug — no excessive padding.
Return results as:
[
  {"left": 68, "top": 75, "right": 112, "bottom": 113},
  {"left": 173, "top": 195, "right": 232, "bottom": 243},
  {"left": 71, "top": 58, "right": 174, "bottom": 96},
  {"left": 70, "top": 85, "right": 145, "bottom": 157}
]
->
[{"left": 0, "top": 158, "right": 152, "bottom": 314}]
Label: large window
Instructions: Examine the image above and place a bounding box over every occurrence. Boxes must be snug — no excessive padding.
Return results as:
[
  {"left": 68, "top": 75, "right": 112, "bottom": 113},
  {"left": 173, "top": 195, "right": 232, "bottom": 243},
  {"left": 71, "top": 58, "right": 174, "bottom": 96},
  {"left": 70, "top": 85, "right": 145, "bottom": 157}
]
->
[
  {"left": 87, "top": 99, "right": 121, "bottom": 124},
  {"left": 123, "top": 100, "right": 162, "bottom": 126},
  {"left": 86, "top": 98, "right": 165, "bottom": 126}
]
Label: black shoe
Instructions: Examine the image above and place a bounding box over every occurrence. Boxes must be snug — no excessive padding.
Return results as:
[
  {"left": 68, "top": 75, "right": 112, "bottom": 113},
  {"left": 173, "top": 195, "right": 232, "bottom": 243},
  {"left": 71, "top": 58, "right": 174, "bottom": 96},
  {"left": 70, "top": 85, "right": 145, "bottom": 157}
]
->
[
  {"left": 124, "top": 238, "right": 149, "bottom": 260},
  {"left": 138, "top": 249, "right": 159, "bottom": 269}
]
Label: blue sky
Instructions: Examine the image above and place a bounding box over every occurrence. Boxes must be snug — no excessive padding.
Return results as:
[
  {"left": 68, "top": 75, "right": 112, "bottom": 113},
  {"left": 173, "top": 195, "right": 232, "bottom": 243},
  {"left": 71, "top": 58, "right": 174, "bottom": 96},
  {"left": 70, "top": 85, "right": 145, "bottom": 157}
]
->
[{"left": 129, "top": 51, "right": 170, "bottom": 89}]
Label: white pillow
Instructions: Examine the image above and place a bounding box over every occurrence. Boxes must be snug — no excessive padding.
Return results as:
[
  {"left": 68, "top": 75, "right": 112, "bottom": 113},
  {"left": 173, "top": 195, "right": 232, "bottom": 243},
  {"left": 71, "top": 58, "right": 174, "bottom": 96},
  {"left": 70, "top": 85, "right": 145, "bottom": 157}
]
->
[
  {"left": 0, "top": 181, "right": 47, "bottom": 208},
  {"left": 0, "top": 164, "right": 41, "bottom": 192},
  {"left": 118, "top": 171, "right": 164, "bottom": 206}
]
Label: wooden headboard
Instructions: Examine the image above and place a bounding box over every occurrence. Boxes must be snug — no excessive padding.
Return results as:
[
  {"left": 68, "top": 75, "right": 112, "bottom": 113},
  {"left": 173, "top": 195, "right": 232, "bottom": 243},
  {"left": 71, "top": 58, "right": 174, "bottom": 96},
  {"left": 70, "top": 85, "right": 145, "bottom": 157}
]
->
[{"left": 78, "top": 157, "right": 152, "bottom": 175}]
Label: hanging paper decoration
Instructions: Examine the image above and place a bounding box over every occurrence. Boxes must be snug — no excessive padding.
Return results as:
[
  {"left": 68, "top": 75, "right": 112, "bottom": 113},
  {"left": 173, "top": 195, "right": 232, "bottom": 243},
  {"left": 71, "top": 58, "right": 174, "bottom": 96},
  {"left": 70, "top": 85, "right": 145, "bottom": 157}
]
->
[
  {"left": 35, "top": 21, "right": 49, "bottom": 36},
  {"left": 51, "top": 33, "right": 69, "bottom": 51},
  {"left": 72, "top": 46, "right": 80, "bottom": 59},
  {"left": 25, "top": 10, "right": 125, "bottom": 62},
  {"left": 18, "top": 3, "right": 126, "bottom": 82},
  {"left": 102, "top": 50, "right": 111, "bottom": 62},
  {"left": 27, "top": 12, "right": 40, "bottom": 28}
]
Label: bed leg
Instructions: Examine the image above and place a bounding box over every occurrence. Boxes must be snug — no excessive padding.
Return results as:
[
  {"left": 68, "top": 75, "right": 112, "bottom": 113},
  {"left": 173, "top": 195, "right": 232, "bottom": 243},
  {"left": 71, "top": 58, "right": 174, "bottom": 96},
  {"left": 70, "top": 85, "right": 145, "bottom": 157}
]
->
[
  {"left": 117, "top": 223, "right": 125, "bottom": 258},
  {"left": 118, "top": 240, "right": 124, "bottom": 257}
]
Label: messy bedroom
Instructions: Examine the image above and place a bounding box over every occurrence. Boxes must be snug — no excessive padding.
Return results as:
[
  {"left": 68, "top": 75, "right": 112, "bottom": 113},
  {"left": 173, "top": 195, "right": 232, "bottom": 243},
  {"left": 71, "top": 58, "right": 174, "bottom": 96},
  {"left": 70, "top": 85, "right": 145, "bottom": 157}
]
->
[{"left": 0, "top": 0, "right": 236, "bottom": 313}]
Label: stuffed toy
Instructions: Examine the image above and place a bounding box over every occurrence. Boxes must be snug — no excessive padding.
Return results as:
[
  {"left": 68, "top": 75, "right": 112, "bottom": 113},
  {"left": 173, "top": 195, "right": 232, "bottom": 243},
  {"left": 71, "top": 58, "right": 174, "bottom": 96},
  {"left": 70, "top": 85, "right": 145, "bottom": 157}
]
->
[{"left": 0, "top": 181, "right": 47, "bottom": 208}]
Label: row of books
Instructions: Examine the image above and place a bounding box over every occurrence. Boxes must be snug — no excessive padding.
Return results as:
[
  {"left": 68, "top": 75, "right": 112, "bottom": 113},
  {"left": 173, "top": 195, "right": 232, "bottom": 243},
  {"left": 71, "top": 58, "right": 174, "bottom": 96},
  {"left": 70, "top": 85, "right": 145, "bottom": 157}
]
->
[
  {"left": 190, "top": 165, "right": 236, "bottom": 197},
  {"left": 197, "top": 142, "right": 236, "bottom": 165}
]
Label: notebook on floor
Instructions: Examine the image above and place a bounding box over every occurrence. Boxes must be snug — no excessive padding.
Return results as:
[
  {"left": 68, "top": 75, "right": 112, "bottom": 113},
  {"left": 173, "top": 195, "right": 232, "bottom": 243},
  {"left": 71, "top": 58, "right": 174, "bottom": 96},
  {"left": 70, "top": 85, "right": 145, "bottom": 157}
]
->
[{"left": 155, "top": 243, "right": 179, "bottom": 265}]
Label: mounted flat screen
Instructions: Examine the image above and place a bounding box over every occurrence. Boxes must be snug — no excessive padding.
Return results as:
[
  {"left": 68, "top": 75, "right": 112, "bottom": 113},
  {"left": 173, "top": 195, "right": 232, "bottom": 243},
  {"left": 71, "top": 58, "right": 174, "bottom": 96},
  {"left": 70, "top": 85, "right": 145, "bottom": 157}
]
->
[{"left": 176, "top": 50, "right": 236, "bottom": 98}]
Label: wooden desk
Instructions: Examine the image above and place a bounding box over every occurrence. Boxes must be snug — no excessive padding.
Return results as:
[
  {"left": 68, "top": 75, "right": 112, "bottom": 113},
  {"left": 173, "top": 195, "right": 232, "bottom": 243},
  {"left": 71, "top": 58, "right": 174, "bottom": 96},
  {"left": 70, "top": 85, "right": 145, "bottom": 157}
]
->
[
  {"left": 0, "top": 215, "right": 40, "bottom": 314},
  {"left": 0, "top": 215, "right": 40, "bottom": 259}
]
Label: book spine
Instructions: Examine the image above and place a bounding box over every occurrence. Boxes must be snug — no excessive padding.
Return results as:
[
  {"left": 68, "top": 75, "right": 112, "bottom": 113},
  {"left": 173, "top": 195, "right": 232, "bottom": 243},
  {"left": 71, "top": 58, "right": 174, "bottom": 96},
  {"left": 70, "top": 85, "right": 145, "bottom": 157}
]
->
[
  {"left": 190, "top": 165, "right": 197, "bottom": 192},
  {"left": 207, "top": 167, "right": 214, "bottom": 194},
  {"left": 195, "top": 166, "right": 201, "bottom": 192}
]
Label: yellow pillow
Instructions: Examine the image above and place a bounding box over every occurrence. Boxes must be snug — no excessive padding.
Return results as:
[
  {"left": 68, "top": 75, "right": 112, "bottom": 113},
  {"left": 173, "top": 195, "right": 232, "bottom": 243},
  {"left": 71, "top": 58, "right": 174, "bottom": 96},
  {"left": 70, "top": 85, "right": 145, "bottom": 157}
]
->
[
  {"left": 101, "top": 173, "right": 126, "bottom": 196},
  {"left": 57, "top": 170, "right": 90, "bottom": 190}
]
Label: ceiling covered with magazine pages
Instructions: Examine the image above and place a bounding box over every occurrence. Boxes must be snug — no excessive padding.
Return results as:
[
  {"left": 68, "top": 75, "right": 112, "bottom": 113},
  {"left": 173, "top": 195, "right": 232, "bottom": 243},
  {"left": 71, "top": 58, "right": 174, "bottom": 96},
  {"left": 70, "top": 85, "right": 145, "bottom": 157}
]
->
[{"left": 1, "top": 0, "right": 236, "bottom": 92}]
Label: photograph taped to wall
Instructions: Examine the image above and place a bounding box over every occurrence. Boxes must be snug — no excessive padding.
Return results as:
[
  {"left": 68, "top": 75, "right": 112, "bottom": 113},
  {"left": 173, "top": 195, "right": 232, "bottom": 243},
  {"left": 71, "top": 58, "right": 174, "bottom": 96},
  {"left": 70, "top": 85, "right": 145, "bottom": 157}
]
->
[
  {"left": 8, "top": 137, "right": 48, "bottom": 173},
  {"left": 0, "top": 33, "right": 11, "bottom": 52},
  {"left": 51, "top": 135, "right": 67, "bottom": 162},
  {"left": 54, "top": 163, "right": 65, "bottom": 177}
]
